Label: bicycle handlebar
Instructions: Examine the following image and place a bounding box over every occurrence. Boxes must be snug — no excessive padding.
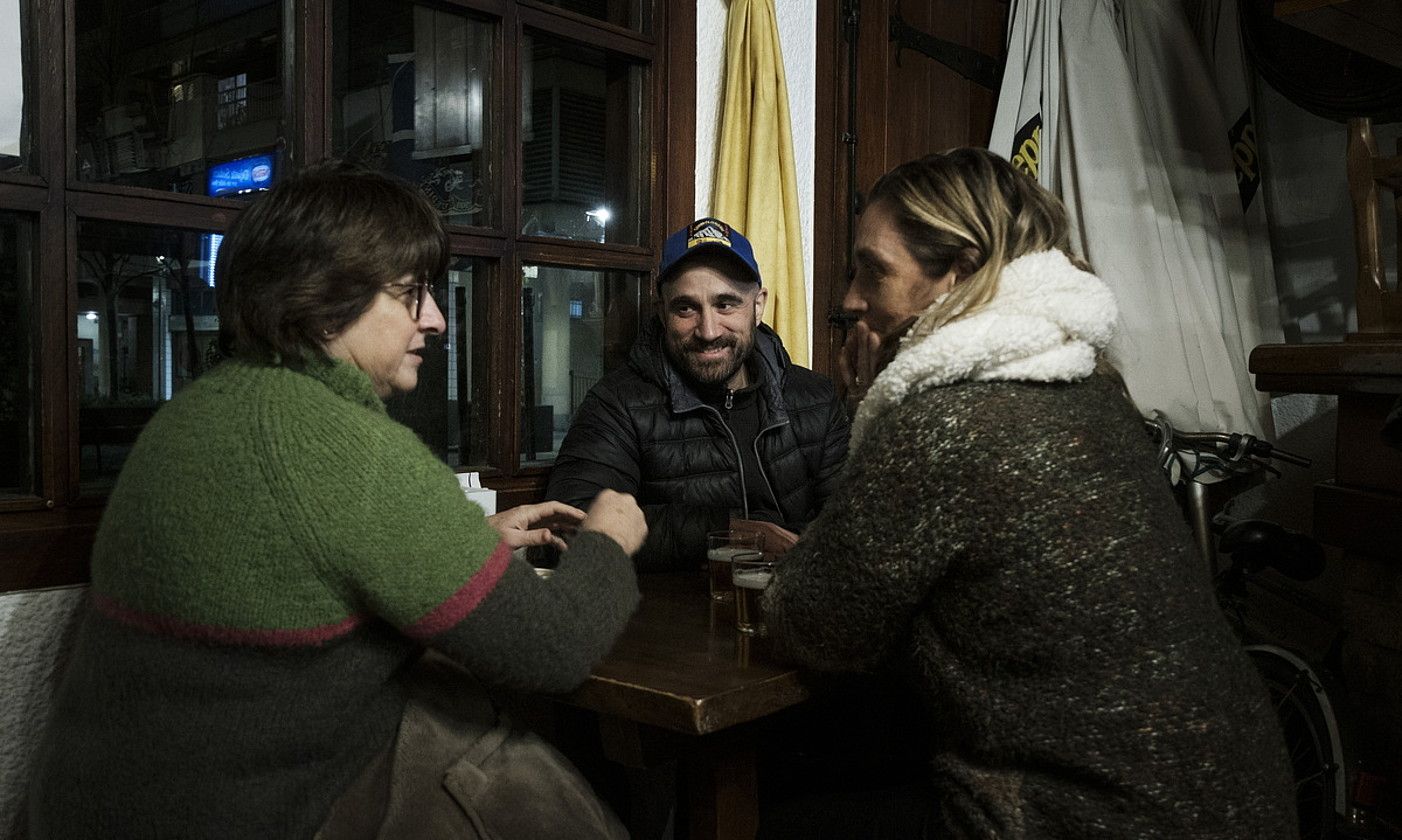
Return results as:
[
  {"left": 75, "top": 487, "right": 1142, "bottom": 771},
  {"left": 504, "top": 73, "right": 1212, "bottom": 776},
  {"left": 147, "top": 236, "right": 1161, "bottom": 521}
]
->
[
  {"left": 1168, "top": 429, "right": 1312, "bottom": 468},
  {"left": 1143, "top": 413, "right": 1312, "bottom": 474}
]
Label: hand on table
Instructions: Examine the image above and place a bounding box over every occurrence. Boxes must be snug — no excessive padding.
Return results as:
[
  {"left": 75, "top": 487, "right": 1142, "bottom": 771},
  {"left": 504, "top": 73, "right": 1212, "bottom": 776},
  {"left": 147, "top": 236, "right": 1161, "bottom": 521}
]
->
[
  {"left": 580, "top": 489, "right": 648, "bottom": 556},
  {"left": 487, "top": 501, "right": 585, "bottom": 551},
  {"left": 730, "top": 518, "right": 799, "bottom": 557}
]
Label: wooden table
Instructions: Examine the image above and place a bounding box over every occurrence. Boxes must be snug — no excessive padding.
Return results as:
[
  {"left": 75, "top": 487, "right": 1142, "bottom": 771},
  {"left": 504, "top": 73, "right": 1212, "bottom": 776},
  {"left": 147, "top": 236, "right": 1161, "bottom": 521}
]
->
[
  {"left": 564, "top": 573, "right": 811, "bottom": 840},
  {"left": 1250, "top": 340, "right": 1402, "bottom": 559}
]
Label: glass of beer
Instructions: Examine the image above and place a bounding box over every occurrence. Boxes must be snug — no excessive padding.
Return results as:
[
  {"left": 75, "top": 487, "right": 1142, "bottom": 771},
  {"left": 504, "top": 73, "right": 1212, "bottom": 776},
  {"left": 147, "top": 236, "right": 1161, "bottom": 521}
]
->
[
  {"left": 731, "top": 552, "right": 776, "bottom": 636},
  {"left": 706, "top": 530, "right": 763, "bottom": 602}
]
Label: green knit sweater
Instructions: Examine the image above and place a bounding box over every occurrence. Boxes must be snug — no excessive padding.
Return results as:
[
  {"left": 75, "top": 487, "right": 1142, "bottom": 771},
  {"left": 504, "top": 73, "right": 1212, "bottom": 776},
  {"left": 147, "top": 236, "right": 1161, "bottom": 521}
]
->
[{"left": 29, "top": 358, "right": 639, "bottom": 839}]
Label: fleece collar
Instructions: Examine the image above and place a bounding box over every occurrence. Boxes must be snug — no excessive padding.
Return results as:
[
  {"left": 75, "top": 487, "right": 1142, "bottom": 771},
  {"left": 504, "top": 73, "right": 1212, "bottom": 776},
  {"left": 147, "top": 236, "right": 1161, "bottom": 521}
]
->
[{"left": 849, "top": 249, "right": 1117, "bottom": 451}]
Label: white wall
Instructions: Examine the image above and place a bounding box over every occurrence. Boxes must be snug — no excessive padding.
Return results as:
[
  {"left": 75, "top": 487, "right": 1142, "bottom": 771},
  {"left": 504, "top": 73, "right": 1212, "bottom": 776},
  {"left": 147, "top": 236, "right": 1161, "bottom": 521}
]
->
[
  {"left": 0, "top": 586, "right": 87, "bottom": 839},
  {"left": 695, "top": 0, "right": 817, "bottom": 360}
]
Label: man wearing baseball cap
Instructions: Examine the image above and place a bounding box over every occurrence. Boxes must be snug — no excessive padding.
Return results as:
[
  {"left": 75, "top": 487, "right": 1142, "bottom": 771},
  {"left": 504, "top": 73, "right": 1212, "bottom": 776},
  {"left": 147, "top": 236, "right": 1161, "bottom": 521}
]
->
[{"left": 546, "top": 217, "right": 849, "bottom": 571}]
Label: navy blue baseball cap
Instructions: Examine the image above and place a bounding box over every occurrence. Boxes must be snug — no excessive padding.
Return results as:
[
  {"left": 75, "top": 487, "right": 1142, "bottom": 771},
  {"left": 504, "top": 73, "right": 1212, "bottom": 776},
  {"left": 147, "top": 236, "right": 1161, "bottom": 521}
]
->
[{"left": 657, "top": 217, "right": 762, "bottom": 288}]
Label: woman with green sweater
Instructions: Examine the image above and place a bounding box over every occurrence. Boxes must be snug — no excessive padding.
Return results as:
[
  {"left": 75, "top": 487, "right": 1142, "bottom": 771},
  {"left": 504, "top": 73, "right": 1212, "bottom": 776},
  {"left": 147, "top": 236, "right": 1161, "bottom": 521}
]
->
[
  {"left": 30, "top": 164, "right": 646, "bottom": 839},
  {"left": 762, "top": 149, "right": 1297, "bottom": 839}
]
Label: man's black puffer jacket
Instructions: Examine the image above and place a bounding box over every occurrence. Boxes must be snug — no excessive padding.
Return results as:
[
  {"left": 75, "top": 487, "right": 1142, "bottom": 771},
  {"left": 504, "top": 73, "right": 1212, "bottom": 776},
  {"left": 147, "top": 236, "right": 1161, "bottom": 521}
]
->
[{"left": 546, "top": 318, "right": 850, "bottom": 572}]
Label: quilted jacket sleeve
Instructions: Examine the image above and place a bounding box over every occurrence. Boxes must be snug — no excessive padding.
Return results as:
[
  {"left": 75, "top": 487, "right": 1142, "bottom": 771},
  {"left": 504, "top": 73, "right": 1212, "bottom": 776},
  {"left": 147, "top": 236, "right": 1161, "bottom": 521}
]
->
[
  {"left": 806, "top": 387, "right": 851, "bottom": 527},
  {"left": 545, "top": 387, "right": 729, "bottom": 573},
  {"left": 545, "top": 389, "right": 644, "bottom": 509}
]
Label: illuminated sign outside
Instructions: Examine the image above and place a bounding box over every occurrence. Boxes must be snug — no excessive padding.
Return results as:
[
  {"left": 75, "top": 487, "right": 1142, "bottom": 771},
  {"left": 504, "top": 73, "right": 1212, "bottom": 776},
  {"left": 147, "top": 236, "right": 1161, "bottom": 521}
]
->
[{"left": 207, "top": 153, "right": 275, "bottom": 197}]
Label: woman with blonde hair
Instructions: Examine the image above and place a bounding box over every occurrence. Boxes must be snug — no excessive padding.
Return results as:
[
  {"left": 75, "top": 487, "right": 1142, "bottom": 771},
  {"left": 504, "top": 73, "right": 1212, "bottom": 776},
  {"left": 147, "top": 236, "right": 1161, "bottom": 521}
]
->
[{"left": 763, "top": 148, "right": 1297, "bottom": 838}]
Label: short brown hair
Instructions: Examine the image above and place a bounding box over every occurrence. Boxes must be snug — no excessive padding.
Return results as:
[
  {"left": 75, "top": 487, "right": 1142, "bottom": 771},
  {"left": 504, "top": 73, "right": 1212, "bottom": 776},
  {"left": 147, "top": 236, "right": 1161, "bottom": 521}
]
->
[{"left": 216, "top": 161, "right": 448, "bottom": 364}]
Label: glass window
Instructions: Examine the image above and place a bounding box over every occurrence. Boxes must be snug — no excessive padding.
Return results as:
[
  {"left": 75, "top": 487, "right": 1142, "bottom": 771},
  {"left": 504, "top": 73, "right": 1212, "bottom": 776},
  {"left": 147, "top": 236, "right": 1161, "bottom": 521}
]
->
[
  {"left": 386, "top": 256, "right": 491, "bottom": 468},
  {"left": 521, "top": 32, "right": 648, "bottom": 246},
  {"left": 76, "top": 220, "right": 220, "bottom": 489},
  {"left": 0, "top": 212, "right": 38, "bottom": 497},
  {"left": 538, "top": 0, "right": 650, "bottom": 34},
  {"left": 73, "top": 0, "right": 284, "bottom": 197},
  {"left": 1, "top": 0, "right": 32, "bottom": 174},
  {"left": 520, "top": 264, "right": 642, "bottom": 466},
  {"left": 332, "top": 1, "right": 497, "bottom": 228}
]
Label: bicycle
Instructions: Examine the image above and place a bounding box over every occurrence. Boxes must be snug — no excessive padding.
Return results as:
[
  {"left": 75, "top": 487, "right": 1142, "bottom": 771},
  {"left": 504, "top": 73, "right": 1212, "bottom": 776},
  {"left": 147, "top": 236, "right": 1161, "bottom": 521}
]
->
[{"left": 1145, "top": 412, "right": 1350, "bottom": 840}]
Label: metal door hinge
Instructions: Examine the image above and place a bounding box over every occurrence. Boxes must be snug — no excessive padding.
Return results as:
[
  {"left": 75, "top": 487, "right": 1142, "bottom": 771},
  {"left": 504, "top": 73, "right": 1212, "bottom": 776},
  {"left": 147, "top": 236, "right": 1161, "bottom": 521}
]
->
[{"left": 889, "top": 12, "right": 1002, "bottom": 91}]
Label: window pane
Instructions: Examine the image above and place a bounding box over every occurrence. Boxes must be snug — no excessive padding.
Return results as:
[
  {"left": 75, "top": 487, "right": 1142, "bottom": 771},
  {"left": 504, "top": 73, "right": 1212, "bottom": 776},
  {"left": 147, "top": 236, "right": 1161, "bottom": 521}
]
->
[
  {"left": 333, "top": 1, "right": 496, "bottom": 228},
  {"left": 1, "top": 0, "right": 33, "bottom": 174},
  {"left": 538, "top": 0, "right": 650, "bottom": 34},
  {"left": 0, "top": 212, "right": 38, "bottom": 497},
  {"left": 521, "top": 32, "right": 649, "bottom": 246},
  {"left": 77, "top": 220, "right": 220, "bottom": 490},
  {"left": 74, "top": 0, "right": 285, "bottom": 197},
  {"left": 386, "top": 256, "right": 490, "bottom": 468},
  {"left": 520, "top": 264, "right": 642, "bottom": 467}
]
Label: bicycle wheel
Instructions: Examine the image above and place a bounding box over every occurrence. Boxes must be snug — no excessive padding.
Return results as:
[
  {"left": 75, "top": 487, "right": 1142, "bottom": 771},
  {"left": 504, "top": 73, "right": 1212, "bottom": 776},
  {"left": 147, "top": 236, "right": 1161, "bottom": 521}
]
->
[{"left": 1247, "top": 645, "right": 1347, "bottom": 840}]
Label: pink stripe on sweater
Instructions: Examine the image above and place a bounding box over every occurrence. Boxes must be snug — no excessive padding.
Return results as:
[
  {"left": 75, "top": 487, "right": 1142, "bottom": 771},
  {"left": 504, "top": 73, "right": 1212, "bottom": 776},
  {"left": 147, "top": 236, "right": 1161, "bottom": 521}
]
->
[
  {"left": 405, "top": 540, "right": 512, "bottom": 639},
  {"left": 93, "top": 593, "right": 364, "bottom": 647}
]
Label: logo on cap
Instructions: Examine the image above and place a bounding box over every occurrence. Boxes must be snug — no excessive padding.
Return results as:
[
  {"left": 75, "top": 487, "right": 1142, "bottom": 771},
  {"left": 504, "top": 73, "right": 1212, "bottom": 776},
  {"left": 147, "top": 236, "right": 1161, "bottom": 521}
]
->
[
  {"left": 687, "top": 218, "right": 732, "bottom": 249},
  {"left": 658, "top": 216, "right": 761, "bottom": 288}
]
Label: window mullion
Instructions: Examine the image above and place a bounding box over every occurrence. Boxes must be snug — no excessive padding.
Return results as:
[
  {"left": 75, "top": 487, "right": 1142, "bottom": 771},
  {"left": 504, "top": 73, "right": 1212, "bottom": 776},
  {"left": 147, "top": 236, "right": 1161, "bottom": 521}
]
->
[
  {"left": 61, "top": 207, "right": 80, "bottom": 503},
  {"left": 41, "top": 0, "right": 71, "bottom": 506},
  {"left": 516, "top": 239, "right": 654, "bottom": 271},
  {"left": 436, "top": 0, "right": 509, "bottom": 18},
  {"left": 658, "top": 0, "right": 695, "bottom": 236},
  {"left": 67, "top": 192, "right": 236, "bottom": 232},
  {"left": 290, "top": 0, "right": 330, "bottom": 165},
  {"left": 493, "top": 4, "right": 523, "bottom": 477},
  {"left": 516, "top": 4, "right": 654, "bottom": 59}
]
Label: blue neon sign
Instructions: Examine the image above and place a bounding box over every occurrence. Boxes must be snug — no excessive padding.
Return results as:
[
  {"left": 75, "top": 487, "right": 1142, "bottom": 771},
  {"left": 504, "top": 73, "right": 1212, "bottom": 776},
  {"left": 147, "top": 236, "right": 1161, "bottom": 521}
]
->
[{"left": 207, "top": 154, "right": 275, "bottom": 197}]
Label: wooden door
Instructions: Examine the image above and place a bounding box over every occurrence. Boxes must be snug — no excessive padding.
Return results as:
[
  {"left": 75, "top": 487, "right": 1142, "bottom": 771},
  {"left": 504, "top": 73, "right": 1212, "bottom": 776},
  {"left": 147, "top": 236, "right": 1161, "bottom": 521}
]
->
[{"left": 811, "top": 0, "right": 1008, "bottom": 378}]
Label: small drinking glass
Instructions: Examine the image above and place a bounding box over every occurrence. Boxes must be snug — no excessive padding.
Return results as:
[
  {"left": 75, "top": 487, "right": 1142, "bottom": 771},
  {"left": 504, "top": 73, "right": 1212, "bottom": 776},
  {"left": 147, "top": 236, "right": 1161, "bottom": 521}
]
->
[
  {"left": 731, "top": 552, "right": 776, "bottom": 636},
  {"left": 706, "top": 530, "right": 764, "bottom": 602}
]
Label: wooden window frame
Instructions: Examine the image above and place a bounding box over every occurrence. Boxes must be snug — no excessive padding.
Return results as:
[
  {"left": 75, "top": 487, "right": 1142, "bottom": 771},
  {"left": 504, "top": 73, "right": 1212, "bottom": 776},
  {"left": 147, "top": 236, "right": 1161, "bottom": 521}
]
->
[{"left": 0, "top": 0, "right": 696, "bottom": 592}]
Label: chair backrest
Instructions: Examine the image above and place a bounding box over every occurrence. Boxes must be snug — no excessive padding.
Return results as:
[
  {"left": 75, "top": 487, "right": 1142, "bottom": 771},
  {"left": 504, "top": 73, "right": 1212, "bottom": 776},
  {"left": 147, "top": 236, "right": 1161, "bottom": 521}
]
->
[{"left": 1347, "top": 117, "right": 1402, "bottom": 337}]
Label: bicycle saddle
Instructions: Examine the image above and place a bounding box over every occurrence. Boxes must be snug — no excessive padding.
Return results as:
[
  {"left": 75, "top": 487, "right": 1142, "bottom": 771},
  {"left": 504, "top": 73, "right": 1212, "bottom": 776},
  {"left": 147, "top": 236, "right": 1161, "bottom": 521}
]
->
[{"left": 1218, "top": 519, "right": 1326, "bottom": 581}]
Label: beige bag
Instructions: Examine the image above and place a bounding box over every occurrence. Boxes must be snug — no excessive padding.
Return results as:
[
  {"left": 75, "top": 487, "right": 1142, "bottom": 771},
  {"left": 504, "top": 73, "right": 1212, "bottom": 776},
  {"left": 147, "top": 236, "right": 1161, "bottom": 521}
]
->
[{"left": 319, "top": 652, "right": 627, "bottom": 840}]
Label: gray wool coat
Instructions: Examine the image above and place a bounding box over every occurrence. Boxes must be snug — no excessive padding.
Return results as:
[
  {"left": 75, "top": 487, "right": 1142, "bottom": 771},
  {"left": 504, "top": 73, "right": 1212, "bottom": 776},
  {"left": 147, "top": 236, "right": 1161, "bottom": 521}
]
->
[{"left": 764, "top": 251, "right": 1297, "bottom": 839}]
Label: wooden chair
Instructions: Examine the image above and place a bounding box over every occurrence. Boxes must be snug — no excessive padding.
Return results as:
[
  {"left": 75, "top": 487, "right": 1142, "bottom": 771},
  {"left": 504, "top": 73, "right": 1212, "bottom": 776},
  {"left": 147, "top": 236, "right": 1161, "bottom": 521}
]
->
[
  {"left": 1347, "top": 116, "right": 1402, "bottom": 337},
  {"left": 1250, "top": 117, "right": 1402, "bottom": 558},
  {"left": 1250, "top": 115, "right": 1402, "bottom": 815}
]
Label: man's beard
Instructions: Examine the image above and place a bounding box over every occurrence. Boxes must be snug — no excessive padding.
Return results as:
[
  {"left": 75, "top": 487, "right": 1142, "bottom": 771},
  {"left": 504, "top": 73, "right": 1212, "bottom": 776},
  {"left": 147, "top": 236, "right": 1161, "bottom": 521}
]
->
[{"left": 667, "top": 332, "right": 755, "bottom": 387}]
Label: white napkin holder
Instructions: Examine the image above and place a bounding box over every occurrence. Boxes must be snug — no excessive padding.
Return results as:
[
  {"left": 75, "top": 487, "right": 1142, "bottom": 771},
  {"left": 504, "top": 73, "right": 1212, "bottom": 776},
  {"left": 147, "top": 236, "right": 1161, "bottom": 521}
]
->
[{"left": 455, "top": 472, "right": 497, "bottom": 516}]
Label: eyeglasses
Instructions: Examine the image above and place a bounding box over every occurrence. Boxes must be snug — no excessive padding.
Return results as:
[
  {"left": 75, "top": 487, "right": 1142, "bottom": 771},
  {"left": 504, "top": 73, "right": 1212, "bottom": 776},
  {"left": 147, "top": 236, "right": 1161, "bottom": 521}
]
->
[{"left": 384, "top": 279, "right": 437, "bottom": 321}]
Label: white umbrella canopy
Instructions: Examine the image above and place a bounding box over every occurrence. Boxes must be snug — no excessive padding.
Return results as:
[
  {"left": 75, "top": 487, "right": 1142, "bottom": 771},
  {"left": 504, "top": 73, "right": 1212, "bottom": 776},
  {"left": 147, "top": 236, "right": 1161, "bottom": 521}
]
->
[
  {"left": 990, "top": 0, "right": 1279, "bottom": 438},
  {"left": 1184, "top": 0, "right": 1282, "bottom": 344}
]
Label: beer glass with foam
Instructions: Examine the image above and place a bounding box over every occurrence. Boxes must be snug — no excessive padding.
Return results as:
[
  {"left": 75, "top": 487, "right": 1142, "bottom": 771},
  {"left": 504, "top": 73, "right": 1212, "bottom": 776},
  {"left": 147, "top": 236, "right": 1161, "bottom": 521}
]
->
[
  {"left": 706, "top": 530, "right": 764, "bottom": 602},
  {"left": 731, "top": 552, "right": 775, "bottom": 635}
]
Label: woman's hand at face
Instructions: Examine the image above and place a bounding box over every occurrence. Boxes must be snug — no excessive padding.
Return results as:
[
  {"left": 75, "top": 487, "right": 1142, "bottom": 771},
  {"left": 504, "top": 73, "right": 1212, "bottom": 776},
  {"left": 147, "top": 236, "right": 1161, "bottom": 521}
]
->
[
  {"left": 579, "top": 489, "right": 648, "bottom": 557},
  {"left": 487, "top": 501, "right": 586, "bottom": 551},
  {"left": 839, "top": 321, "right": 883, "bottom": 402}
]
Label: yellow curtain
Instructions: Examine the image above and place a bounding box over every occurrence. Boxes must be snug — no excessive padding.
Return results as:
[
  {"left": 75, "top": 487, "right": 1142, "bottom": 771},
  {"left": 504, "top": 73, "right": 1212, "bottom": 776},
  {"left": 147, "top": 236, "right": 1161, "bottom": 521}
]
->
[{"left": 713, "top": 0, "right": 809, "bottom": 366}]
